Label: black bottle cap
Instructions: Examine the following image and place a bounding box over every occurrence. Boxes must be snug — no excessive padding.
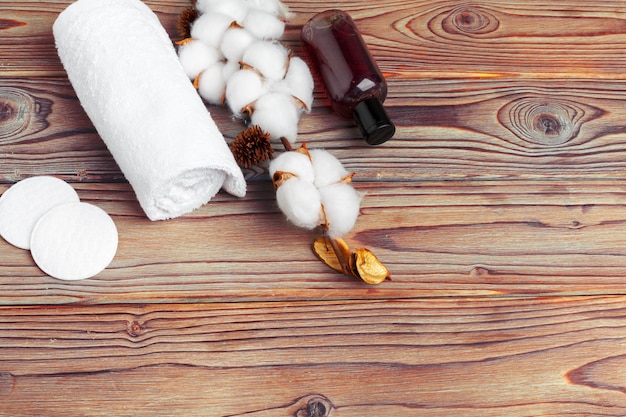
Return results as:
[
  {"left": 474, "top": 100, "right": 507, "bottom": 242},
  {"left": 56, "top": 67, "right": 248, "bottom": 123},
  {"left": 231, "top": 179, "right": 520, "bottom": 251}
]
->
[{"left": 353, "top": 97, "right": 395, "bottom": 145}]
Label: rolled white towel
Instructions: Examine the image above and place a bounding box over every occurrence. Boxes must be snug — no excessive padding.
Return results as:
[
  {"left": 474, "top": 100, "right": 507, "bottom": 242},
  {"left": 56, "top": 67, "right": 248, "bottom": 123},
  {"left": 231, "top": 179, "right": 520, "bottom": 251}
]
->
[{"left": 53, "top": 0, "right": 246, "bottom": 220}]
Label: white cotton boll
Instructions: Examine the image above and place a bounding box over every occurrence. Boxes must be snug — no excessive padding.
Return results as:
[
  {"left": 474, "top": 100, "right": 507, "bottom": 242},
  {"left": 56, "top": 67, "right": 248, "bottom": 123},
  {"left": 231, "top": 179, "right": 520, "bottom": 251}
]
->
[
  {"left": 243, "top": 9, "right": 285, "bottom": 40},
  {"left": 225, "top": 69, "right": 266, "bottom": 116},
  {"left": 221, "top": 26, "right": 256, "bottom": 62},
  {"left": 319, "top": 183, "right": 362, "bottom": 239},
  {"left": 250, "top": 92, "right": 299, "bottom": 143},
  {"left": 197, "top": 62, "right": 226, "bottom": 105},
  {"left": 210, "top": 0, "right": 249, "bottom": 23},
  {"left": 195, "top": 0, "right": 232, "bottom": 15},
  {"left": 275, "top": 178, "right": 322, "bottom": 230},
  {"left": 309, "top": 149, "right": 351, "bottom": 188},
  {"left": 241, "top": 40, "right": 289, "bottom": 81},
  {"left": 191, "top": 12, "right": 235, "bottom": 49},
  {"left": 178, "top": 39, "right": 222, "bottom": 80},
  {"left": 284, "top": 56, "right": 314, "bottom": 111},
  {"left": 222, "top": 59, "right": 240, "bottom": 81},
  {"left": 269, "top": 151, "right": 314, "bottom": 183},
  {"left": 245, "top": 0, "right": 292, "bottom": 19}
]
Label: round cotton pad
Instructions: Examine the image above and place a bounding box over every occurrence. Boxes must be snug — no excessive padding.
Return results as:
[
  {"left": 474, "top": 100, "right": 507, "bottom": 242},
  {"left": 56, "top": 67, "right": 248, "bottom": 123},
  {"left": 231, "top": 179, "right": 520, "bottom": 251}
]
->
[
  {"left": 30, "top": 202, "right": 118, "bottom": 280},
  {"left": 0, "top": 176, "right": 80, "bottom": 250}
]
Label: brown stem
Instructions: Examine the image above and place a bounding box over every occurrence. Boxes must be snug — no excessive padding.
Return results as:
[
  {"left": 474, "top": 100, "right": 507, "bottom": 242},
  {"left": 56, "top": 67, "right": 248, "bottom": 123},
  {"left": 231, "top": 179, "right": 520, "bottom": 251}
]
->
[{"left": 280, "top": 136, "right": 293, "bottom": 151}]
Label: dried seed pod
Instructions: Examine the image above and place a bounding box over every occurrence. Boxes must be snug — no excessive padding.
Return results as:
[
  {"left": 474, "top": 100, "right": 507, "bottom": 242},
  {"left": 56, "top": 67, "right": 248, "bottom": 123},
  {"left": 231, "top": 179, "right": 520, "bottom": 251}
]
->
[
  {"left": 312, "top": 236, "right": 390, "bottom": 284},
  {"left": 312, "top": 236, "right": 343, "bottom": 273},
  {"left": 353, "top": 248, "right": 391, "bottom": 284},
  {"left": 230, "top": 125, "right": 273, "bottom": 168},
  {"left": 177, "top": 6, "right": 199, "bottom": 39}
]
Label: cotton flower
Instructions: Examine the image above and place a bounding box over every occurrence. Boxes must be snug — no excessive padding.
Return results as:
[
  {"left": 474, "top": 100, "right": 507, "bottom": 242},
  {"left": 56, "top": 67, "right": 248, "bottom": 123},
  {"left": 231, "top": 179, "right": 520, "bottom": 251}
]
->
[
  {"left": 220, "top": 26, "right": 256, "bottom": 62},
  {"left": 225, "top": 69, "right": 266, "bottom": 116},
  {"left": 244, "top": 0, "right": 292, "bottom": 19},
  {"left": 241, "top": 40, "right": 289, "bottom": 81},
  {"left": 250, "top": 92, "right": 299, "bottom": 143},
  {"left": 319, "top": 183, "right": 361, "bottom": 238},
  {"left": 269, "top": 146, "right": 361, "bottom": 238},
  {"left": 191, "top": 12, "right": 234, "bottom": 48},
  {"left": 283, "top": 56, "right": 314, "bottom": 111},
  {"left": 243, "top": 9, "right": 285, "bottom": 40},
  {"left": 207, "top": 0, "right": 249, "bottom": 23},
  {"left": 275, "top": 178, "right": 322, "bottom": 230},
  {"left": 269, "top": 148, "right": 314, "bottom": 183},
  {"left": 177, "top": 39, "right": 221, "bottom": 79},
  {"left": 309, "top": 149, "right": 350, "bottom": 188},
  {"left": 196, "top": 62, "right": 227, "bottom": 105}
]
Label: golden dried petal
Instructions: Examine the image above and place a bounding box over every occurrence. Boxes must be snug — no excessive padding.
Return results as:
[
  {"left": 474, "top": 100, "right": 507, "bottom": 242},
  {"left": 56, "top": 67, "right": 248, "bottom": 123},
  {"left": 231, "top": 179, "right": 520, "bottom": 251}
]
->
[
  {"left": 353, "top": 248, "right": 391, "bottom": 285},
  {"left": 312, "top": 236, "right": 343, "bottom": 273},
  {"left": 294, "top": 143, "right": 311, "bottom": 160}
]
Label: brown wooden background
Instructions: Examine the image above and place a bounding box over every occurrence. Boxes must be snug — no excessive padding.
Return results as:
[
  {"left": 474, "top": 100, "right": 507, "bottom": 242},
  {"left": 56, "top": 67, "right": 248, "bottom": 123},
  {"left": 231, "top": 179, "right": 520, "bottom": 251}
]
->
[{"left": 3, "top": 0, "right": 626, "bottom": 415}]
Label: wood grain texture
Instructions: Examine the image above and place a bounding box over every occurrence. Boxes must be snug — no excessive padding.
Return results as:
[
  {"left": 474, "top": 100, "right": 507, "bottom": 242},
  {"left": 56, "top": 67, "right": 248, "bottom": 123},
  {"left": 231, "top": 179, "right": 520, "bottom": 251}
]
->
[
  {"left": 3, "top": 0, "right": 626, "bottom": 415},
  {"left": 2, "top": 297, "right": 626, "bottom": 416}
]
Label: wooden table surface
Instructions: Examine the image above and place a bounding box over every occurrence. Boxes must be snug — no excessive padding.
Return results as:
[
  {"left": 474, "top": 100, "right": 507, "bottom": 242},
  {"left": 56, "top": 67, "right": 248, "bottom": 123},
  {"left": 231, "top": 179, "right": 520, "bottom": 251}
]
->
[{"left": 3, "top": 0, "right": 626, "bottom": 415}]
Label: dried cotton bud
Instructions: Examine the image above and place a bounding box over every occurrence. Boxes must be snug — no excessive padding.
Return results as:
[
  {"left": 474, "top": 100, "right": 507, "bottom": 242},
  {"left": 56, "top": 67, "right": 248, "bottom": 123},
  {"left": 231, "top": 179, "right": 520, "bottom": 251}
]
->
[{"left": 208, "top": 0, "right": 249, "bottom": 23}]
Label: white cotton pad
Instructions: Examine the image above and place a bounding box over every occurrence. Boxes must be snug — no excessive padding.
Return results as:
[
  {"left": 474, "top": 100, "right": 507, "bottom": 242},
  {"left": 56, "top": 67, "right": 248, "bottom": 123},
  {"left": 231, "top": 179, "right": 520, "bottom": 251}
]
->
[
  {"left": 30, "top": 202, "right": 118, "bottom": 281},
  {"left": 0, "top": 176, "right": 80, "bottom": 250}
]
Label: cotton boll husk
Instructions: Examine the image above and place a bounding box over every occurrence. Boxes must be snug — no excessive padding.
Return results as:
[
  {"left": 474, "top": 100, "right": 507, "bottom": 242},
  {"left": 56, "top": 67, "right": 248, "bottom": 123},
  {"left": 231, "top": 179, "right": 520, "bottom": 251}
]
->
[
  {"left": 243, "top": 9, "right": 285, "bottom": 40},
  {"left": 191, "top": 12, "right": 234, "bottom": 49},
  {"left": 197, "top": 62, "right": 226, "bottom": 105},
  {"left": 221, "top": 26, "right": 256, "bottom": 62},
  {"left": 269, "top": 151, "right": 314, "bottom": 183},
  {"left": 225, "top": 69, "right": 266, "bottom": 116},
  {"left": 178, "top": 39, "right": 221, "bottom": 79},
  {"left": 275, "top": 178, "right": 322, "bottom": 230},
  {"left": 319, "top": 183, "right": 362, "bottom": 239},
  {"left": 309, "top": 149, "right": 350, "bottom": 188},
  {"left": 241, "top": 40, "right": 289, "bottom": 81},
  {"left": 250, "top": 92, "right": 299, "bottom": 143},
  {"left": 284, "top": 56, "right": 314, "bottom": 111}
]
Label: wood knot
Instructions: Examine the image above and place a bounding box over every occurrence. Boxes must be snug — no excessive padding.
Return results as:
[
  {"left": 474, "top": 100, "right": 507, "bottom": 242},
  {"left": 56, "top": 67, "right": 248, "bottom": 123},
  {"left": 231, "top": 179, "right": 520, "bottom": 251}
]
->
[
  {"left": 294, "top": 394, "right": 333, "bottom": 417},
  {"left": 498, "top": 95, "right": 600, "bottom": 148},
  {"left": 0, "top": 87, "right": 51, "bottom": 142},
  {"left": 442, "top": 5, "right": 499, "bottom": 36},
  {"left": 127, "top": 320, "right": 143, "bottom": 337}
]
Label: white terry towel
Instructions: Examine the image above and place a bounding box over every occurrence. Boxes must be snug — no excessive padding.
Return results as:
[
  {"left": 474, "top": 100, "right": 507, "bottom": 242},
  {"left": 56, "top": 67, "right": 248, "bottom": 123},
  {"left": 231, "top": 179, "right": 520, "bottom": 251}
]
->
[{"left": 53, "top": 0, "right": 246, "bottom": 220}]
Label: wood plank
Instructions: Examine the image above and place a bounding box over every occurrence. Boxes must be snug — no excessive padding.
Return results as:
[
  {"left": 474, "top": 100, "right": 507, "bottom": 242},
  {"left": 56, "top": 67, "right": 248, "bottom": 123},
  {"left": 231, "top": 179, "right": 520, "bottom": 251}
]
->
[
  {"left": 2, "top": 180, "right": 626, "bottom": 305},
  {"left": 5, "top": 76, "right": 626, "bottom": 182},
  {"left": 1, "top": 297, "right": 626, "bottom": 416},
  {"left": 4, "top": 1, "right": 626, "bottom": 78}
]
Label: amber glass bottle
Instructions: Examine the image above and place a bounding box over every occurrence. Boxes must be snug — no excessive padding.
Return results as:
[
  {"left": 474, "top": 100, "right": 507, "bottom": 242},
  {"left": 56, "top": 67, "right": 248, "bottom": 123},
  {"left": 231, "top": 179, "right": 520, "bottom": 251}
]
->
[{"left": 301, "top": 9, "right": 395, "bottom": 145}]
